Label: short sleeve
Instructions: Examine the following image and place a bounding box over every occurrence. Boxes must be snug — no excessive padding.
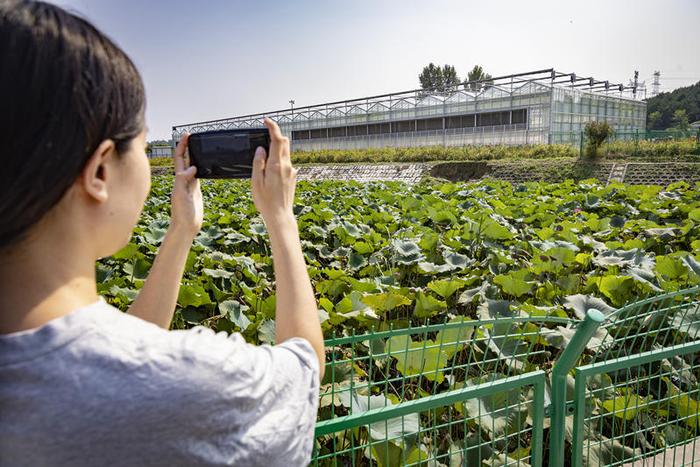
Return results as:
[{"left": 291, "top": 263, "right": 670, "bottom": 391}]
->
[{"left": 165, "top": 326, "right": 320, "bottom": 466}]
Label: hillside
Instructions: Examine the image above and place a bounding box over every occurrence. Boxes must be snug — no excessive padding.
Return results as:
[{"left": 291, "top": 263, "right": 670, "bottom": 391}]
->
[{"left": 645, "top": 80, "right": 700, "bottom": 129}]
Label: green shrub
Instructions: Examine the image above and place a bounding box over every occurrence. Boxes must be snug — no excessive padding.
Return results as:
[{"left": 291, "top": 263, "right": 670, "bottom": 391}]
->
[
  {"left": 605, "top": 138, "right": 698, "bottom": 159},
  {"left": 290, "top": 144, "right": 578, "bottom": 164},
  {"left": 148, "top": 156, "right": 173, "bottom": 167},
  {"left": 584, "top": 121, "right": 614, "bottom": 158}
]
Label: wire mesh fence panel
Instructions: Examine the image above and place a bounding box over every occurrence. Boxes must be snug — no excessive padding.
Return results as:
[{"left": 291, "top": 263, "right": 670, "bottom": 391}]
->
[
  {"left": 311, "top": 316, "right": 577, "bottom": 466},
  {"left": 577, "top": 129, "right": 700, "bottom": 159},
  {"left": 569, "top": 286, "right": 700, "bottom": 466}
]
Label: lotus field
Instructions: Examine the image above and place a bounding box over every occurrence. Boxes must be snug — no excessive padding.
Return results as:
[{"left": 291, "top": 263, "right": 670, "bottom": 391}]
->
[{"left": 97, "top": 176, "right": 700, "bottom": 464}]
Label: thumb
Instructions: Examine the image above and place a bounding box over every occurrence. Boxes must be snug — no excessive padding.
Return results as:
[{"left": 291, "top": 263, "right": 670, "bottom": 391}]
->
[
  {"left": 176, "top": 165, "right": 197, "bottom": 185},
  {"left": 183, "top": 164, "right": 197, "bottom": 181}
]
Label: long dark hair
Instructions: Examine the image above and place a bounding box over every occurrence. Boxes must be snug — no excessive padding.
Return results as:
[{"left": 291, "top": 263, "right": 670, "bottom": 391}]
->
[{"left": 0, "top": 0, "right": 146, "bottom": 251}]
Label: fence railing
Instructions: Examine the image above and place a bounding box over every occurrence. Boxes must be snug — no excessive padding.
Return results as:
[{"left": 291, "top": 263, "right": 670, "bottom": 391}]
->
[
  {"left": 310, "top": 286, "right": 700, "bottom": 466},
  {"left": 576, "top": 129, "right": 700, "bottom": 159}
]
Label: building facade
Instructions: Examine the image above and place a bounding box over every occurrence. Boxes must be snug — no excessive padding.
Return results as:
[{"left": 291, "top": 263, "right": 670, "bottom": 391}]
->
[{"left": 172, "top": 69, "right": 646, "bottom": 151}]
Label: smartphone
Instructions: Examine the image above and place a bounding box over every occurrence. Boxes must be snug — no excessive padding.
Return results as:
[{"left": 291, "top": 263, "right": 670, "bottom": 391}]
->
[{"left": 187, "top": 128, "right": 270, "bottom": 179}]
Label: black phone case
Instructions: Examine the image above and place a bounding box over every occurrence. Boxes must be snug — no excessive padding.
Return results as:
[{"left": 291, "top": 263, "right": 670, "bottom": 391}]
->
[{"left": 187, "top": 128, "right": 271, "bottom": 179}]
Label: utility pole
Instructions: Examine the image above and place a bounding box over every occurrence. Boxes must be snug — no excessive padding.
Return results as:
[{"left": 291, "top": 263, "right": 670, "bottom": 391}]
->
[
  {"left": 632, "top": 70, "right": 639, "bottom": 99},
  {"left": 289, "top": 99, "right": 295, "bottom": 117}
]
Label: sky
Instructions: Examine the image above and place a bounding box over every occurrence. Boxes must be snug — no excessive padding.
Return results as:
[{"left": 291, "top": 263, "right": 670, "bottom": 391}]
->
[{"left": 49, "top": 0, "right": 700, "bottom": 141}]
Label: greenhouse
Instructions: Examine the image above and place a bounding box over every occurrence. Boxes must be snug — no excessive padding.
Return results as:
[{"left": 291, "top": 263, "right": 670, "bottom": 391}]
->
[{"left": 172, "top": 68, "right": 647, "bottom": 150}]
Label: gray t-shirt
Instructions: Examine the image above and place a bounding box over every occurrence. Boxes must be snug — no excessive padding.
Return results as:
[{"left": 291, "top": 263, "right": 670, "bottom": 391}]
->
[{"left": 0, "top": 296, "right": 320, "bottom": 466}]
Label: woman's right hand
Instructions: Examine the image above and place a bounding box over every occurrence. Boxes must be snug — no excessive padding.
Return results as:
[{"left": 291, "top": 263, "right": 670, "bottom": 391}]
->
[{"left": 251, "top": 117, "right": 299, "bottom": 228}]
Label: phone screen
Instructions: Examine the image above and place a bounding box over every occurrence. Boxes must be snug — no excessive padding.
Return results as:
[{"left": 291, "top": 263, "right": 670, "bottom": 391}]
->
[{"left": 188, "top": 128, "right": 270, "bottom": 178}]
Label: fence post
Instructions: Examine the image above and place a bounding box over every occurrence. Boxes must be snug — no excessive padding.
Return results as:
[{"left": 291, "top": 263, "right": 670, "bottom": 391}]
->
[
  {"left": 548, "top": 309, "right": 606, "bottom": 467},
  {"left": 579, "top": 131, "right": 584, "bottom": 159}
]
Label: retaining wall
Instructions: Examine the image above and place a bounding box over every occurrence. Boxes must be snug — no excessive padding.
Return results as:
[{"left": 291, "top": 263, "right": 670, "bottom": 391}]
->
[{"left": 152, "top": 159, "right": 700, "bottom": 186}]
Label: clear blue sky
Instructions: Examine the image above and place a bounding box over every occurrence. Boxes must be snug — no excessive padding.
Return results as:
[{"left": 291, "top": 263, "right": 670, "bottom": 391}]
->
[{"left": 49, "top": 0, "right": 700, "bottom": 141}]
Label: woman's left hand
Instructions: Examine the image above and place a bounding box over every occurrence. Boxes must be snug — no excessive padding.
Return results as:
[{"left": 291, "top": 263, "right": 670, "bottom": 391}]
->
[{"left": 170, "top": 133, "right": 203, "bottom": 238}]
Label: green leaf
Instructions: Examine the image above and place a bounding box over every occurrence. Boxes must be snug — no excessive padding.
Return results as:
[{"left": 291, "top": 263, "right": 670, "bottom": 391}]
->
[
  {"left": 682, "top": 255, "right": 700, "bottom": 276},
  {"left": 656, "top": 255, "right": 687, "bottom": 279},
  {"left": 413, "top": 292, "right": 447, "bottom": 318},
  {"left": 668, "top": 383, "right": 700, "bottom": 429},
  {"left": 347, "top": 252, "right": 368, "bottom": 270},
  {"left": 361, "top": 292, "right": 412, "bottom": 313},
  {"left": 435, "top": 317, "right": 473, "bottom": 357},
  {"left": 427, "top": 279, "right": 466, "bottom": 299},
  {"left": 143, "top": 219, "right": 169, "bottom": 244},
  {"left": 113, "top": 242, "right": 140, "bottom": 260},
  {"left": 319, "top": 297, "right": 334, "bottom": 314},
  {"left": 123, "top": 258, "right": 150, "bottom": 280},
  {"left": 494, "top": 269, "right": 534, "bottom": 298},
  {"left": 601, "top": 394, "right": 649, "bottom": 420},
  {"left": 480, "top": 218, "right": 514, "bottom": 240},
  {"left": 392, "top": 239, "right": 425, "bottom": 265},
  {"left": 248, "top": 223, "right": 267, "bottom": 237},
  {"left": 202, "top": 268, "right": 234, "bottom": 279},
  {"left": 257, "top": 319, "right": 276, "bottom": 344},
  {"left": 353, "top": 241, "right": 375, "bottom": 254},
  {"left": 596, "top": 275, "right": 635, "bottom": 306},
  {"left": 443, "top": 251, "right": 470, "bottom": 270},
  {"left": 180, "top": 307, "right": 206, "bottom": 324},
  {"left": 689, "top": 208, "right": 700, "bottom": 222},
  {"left": 386, "top": 335, "right": 450, "bottom": 383},
  {"left": 219, "top": 300, "right": 251, "bottom": 330},
  {"left": 177, "top": 283, "right": 212, "bottom": 308},
  {"left": 456, "top": 374, "right": 528, "bottom": 436},
  {"left": 563, "top": 294, "right": 615, "bottom": 320},
  {"left": 338, "top": 391, "right": 419, "bottom": 442},
  {"left": 335, "top": 291, "right": 379, "bottom": 321}
]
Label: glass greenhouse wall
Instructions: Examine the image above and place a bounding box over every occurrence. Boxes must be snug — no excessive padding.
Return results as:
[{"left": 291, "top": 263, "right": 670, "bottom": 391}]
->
[{"left": 173, "top": 68, "right": 646, "bottom": 150}]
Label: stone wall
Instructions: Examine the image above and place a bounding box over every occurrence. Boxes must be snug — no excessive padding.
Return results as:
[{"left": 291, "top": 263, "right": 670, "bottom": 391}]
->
[
  {"left": 297, "top": 163, "right": 429, "bottom": 184},
  {"left": 430, "top": 159, "right": 614, "bottom": 184},
  {"left": 621, "top": 163, "right": 700, "bottom": 185},
  {"left": 153, "top": 160, "right": 700, "bottom": 186},
  {"left": 152, "top": 163, "right": 431, "bottom": 184},
  {"left": 431, "top": 160, "right": 700, "bottom": 185}
]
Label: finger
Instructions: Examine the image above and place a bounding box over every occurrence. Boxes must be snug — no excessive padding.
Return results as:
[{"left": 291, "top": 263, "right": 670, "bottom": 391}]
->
[
  {"left": 251, "top": 146, "right": 266, "bottom": 190},
  {"left": 173, "top": 133, "right": 190, "bottom": 173},
  {"left": 263, "top": 117, "right": 290, "bottom": 166},
  {"left": 263, "top": 117, "right": 284, "bottom": 142}
]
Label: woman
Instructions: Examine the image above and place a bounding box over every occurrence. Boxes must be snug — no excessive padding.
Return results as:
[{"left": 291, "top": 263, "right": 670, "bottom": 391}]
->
[{"left": 0, "top": 1, "right": 324, "bottom": 466}]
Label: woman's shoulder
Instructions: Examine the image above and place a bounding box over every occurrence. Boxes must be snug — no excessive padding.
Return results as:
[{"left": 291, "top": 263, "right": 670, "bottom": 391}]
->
[
  {"left": 91, "top": 299, "right": 318, "bottom": 390},
  {"left": 91, "top": 299, "right": 257, "bottom": 371}
]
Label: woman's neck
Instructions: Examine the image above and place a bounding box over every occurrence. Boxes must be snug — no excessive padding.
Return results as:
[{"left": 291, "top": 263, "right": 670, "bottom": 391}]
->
[{"left": 0, "top": 233, "right": 98, "bottom": 334}]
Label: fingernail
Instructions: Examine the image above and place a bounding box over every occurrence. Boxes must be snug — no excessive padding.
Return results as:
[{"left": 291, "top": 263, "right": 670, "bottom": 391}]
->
[{"left": 255, "top": 146, "right": 264, "bottom": 157}]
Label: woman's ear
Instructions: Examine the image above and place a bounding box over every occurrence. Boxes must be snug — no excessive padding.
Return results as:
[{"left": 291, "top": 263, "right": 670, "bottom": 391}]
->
[{"left": 80, "top": 139, "right": 116, "bottom": 203}]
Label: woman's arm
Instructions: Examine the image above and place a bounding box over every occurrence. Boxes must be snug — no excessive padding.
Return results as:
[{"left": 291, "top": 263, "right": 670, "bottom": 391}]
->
[
  {"left": 252, "top": 118, "right": 325, "bottom": 381},
  {"left": 126, "top": 226, "right": 194, "bottom": 328},
  {"left": 127, "top": 134, "right": 203, "bottom": 329}
]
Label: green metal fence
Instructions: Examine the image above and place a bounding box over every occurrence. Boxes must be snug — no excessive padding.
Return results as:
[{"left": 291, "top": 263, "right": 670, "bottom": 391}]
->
[
  {"left": 311, "top": 316, "right": 576, "bottom": 466},
  {"left": 567, "top": 286, "right": 700, "bottom": 466},
  {"left": 577, "top": 129, "right": 700, "bottom": 159},
  {"left": 310, "top": 286, "right": 700, "bottom": 466}
]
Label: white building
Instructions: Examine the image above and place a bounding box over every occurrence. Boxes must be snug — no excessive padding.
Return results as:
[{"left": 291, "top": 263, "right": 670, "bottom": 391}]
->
[{"left": 173, "top": 69, "right": 646, "bottom": 151}]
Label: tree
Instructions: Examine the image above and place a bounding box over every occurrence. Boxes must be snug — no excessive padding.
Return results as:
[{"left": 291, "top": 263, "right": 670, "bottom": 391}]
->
[
  {"left": 583, "top": 121, "right": 614, "bottom": 158},
  {"left": 672, "top": 108, "right": 690, "bottom": 130},
  {"left": 418, "top": 63, "right": 461, "bottom": 94},
  {"left": 647, "top": 111, "right": 662, "bottom": 130},
  {"left": 419, "top": 63, "right": 444, "bottom": 92},
  {"left": 441, "top": 65, "right": 461, "bottom": 93},
  {"left": 645, "top": 80, "right": 700, "bottom": 129},
  {"left": 465, "top": 65, "right": 493, "bottom": 91}
]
